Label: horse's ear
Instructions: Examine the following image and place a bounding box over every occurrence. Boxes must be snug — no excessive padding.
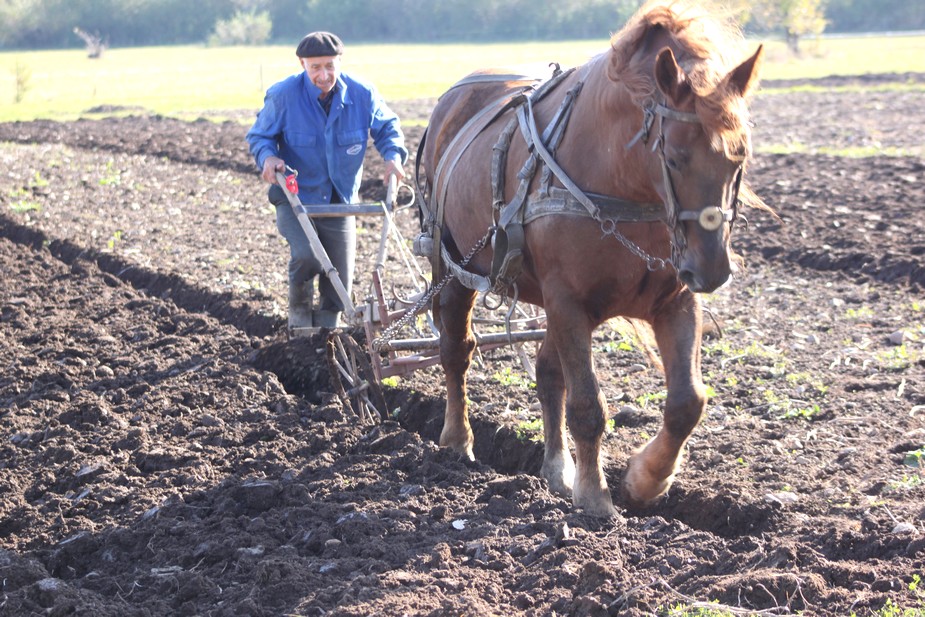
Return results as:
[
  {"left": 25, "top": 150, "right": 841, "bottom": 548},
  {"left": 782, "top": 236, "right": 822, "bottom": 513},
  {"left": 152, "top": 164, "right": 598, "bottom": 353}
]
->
[
  {"left": 725, "top": 44, "right": 764, "bottom": 98},
  {"left": 654, "top": 47, "right": 691, "bottom": 105}
]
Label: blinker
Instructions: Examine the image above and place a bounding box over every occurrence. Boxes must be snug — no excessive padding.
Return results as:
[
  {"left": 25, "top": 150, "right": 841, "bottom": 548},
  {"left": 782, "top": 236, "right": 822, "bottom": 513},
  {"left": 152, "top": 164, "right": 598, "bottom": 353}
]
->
[
  {"left": 698, "top": 206, "right": 725, "bottom": 231},
  {"left": 677, "top": 205, "right": 732, "bottom": 231}
]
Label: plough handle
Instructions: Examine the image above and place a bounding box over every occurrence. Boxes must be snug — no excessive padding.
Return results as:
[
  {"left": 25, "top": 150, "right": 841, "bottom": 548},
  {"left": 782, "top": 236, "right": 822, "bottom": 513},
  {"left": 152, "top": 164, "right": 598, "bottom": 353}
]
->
[
  {"left": 275, "top": 172, "right": 357, "bottom": 320},
  {"left": 386, "top": 173, "right": 398, "bottom": 210}
]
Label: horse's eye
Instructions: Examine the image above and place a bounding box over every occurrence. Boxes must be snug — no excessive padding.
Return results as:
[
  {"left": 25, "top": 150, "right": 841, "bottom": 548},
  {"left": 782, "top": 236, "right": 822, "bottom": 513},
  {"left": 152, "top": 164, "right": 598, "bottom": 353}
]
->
[{"left": 666, "top": 157, "right": 681, "bottom": 171}]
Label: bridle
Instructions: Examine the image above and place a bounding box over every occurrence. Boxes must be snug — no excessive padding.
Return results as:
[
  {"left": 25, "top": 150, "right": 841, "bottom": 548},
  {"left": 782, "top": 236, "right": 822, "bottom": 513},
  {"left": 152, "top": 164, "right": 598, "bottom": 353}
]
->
[{"left": 628, "top": 100, "right": 744, "bottom": 269}]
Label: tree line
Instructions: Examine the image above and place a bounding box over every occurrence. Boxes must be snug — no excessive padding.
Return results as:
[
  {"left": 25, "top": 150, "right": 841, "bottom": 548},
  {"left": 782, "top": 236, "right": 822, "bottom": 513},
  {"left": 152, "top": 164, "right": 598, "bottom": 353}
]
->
[{"left": 1, "top": 0, "right": 922, "bottom": 51}]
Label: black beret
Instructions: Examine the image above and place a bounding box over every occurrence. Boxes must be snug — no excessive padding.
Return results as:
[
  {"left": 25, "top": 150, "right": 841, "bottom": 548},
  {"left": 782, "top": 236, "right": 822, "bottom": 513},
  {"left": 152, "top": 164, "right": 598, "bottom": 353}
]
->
[{"left": 296, "top": 31, "right": 344, "bottom": 58}]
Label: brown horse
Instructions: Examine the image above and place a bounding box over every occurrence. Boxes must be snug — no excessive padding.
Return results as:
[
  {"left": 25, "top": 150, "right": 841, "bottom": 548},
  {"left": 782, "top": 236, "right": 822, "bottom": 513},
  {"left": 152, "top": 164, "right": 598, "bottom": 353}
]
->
[{"left": 417, "top": 0, "right": 766, "bottom": 516}]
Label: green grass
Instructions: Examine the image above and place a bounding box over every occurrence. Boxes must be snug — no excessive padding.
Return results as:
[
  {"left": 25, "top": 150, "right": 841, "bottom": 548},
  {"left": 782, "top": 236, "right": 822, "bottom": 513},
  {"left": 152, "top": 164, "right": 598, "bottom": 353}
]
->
[
  {"left": 756, "top": 143, "right": 924, "bottom": 157},
  {"left": 757, "top": 35, "right": 925, "bottom": 82},
  {"left": 0, "top": 41, "right": 607, "bottom": 123},
  {"left": 1, "top": 34, "right": 924, "bottom": 122}
]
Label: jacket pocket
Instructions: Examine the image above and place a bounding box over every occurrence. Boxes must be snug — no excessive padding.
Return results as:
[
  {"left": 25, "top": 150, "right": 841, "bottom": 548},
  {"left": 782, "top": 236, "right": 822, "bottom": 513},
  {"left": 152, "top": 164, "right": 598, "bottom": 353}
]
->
[
  {"left": 337, "top": 130, "right": 366, "bottom": 146},
  {"left": 286, "top": 131, "right": 316, "bottom": 147}
]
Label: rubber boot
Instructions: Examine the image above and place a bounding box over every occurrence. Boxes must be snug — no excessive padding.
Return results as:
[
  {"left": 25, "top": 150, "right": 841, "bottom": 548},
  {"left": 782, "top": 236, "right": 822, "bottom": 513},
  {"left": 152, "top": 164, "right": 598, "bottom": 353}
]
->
[
  {"left": 312, "top": 309, "right": 340, "bottom": 329},
  {"left": 287, "top": 280, "right": 314, "bottom": 329}
]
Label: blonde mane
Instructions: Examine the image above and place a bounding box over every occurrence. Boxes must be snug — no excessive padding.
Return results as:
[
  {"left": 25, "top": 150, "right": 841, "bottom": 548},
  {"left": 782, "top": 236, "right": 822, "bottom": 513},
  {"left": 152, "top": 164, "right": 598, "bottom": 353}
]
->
[{"left": 608, "top": 0, "right": 758, "bottom": 164}]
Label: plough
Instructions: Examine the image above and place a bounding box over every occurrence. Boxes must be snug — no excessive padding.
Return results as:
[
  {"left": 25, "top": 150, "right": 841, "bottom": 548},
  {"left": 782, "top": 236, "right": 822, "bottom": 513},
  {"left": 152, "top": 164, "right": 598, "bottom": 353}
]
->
[{"left": 273, "top": 171, "right": 546, "bottom": 423}]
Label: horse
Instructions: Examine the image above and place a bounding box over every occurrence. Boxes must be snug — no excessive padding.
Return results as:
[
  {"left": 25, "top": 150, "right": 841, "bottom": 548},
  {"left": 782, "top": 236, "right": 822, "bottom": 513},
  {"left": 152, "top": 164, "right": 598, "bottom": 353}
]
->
[{"left": 416, "top": 0, "right": 766, "bottom": 517}]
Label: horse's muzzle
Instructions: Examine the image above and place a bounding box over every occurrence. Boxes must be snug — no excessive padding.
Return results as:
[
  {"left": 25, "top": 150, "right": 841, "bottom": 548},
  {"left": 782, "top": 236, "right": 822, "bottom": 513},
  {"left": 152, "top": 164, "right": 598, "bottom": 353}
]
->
[
  {"left": 677, "top": 250, "right": 731, "bottom": 293},
  {"left": 678, "top": 268, "right": 728, "bottom": 293}
]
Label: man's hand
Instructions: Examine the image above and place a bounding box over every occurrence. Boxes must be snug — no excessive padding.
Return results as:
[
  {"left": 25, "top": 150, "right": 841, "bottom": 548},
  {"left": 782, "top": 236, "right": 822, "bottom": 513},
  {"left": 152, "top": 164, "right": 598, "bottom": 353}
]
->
[
  {"left": 383, "top": 159, "right": 405, "bottom": 184},
  {"left": 261, "top": 156, "right": 286, "bottom": 184}
]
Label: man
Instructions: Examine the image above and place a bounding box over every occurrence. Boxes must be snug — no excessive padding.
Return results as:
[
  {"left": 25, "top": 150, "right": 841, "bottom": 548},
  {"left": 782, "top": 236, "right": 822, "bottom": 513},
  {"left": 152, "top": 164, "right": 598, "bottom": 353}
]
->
[{"left": 246, "top": 31, "right": 407, "bottom": 330}]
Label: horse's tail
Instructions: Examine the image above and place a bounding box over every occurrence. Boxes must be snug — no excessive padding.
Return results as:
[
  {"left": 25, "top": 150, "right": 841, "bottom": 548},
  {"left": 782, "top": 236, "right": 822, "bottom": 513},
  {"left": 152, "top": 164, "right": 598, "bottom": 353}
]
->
[{"left": 615, "top": 318, "right": 664, "bottom": 374}]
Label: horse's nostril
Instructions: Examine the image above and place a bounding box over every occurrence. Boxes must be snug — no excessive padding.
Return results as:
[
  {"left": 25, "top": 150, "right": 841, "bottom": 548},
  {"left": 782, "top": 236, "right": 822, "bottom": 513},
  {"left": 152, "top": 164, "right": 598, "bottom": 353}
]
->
[{"left": 679, "top": 269, "right": 697, "bottom": 289}]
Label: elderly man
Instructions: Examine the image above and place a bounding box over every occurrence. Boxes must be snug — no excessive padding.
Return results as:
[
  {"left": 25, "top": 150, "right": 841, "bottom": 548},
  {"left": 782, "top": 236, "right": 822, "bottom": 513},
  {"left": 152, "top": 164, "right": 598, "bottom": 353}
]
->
[{"left": 246, "top": 31, "right": 407, "bottom": 330}]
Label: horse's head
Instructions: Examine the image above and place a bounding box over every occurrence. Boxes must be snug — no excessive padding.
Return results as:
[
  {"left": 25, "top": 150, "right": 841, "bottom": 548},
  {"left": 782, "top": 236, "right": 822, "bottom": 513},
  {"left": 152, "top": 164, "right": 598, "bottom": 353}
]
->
[
  {"left": 647, "top": 44, "right": 763, "bottom": 293},
  {"left": 607, "top": 2, "right": 766, "bottom": 293}
]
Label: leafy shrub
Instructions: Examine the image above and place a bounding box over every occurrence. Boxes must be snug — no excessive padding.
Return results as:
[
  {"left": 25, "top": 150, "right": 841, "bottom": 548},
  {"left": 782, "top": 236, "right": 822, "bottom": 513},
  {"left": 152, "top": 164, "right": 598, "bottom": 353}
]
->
[
  {"left": 14, "top": 61, "right": 31, "bottom": 103},
  {"left": 208, "top": 11, "right": 271, "bottom": 46}
]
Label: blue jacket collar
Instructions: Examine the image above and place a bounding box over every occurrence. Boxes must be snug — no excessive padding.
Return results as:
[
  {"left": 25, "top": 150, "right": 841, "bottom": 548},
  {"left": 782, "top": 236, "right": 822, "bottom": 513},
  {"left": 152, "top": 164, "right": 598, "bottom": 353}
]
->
[{"left": 301, "top": 73, "right": 350, "bottom": 108}]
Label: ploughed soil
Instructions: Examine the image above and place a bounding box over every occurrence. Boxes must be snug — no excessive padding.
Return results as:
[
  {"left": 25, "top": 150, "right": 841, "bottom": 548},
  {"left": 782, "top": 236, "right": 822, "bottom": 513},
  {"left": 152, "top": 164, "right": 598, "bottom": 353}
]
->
[{"left": 1, "top": 72, "right": 924, "bottom": 616}]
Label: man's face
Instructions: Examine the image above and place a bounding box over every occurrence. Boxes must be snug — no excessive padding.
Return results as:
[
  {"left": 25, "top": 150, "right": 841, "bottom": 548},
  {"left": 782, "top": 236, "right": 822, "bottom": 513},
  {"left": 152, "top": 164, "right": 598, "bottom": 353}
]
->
[{"left": 300, "top": 55, "right": 341, "bottom": 95}]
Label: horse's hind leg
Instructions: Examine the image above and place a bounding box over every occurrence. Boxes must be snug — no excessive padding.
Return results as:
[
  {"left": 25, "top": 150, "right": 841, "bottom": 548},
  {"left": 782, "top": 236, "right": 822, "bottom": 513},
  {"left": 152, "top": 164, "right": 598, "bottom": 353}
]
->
[
  {"left": 436, "top": 278, "right": 478, "bottom": 459},
  {"left": 623, "top": 292, "right": 706, "bottom": 508},
  {"left": 535, "top": 336, "right": 575, "bottom": 497}
]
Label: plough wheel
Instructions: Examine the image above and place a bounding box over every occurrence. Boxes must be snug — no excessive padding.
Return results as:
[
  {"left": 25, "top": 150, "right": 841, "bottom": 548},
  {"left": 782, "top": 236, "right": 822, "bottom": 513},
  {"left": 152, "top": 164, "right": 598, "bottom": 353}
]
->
[{"left": 326, "top": 330, "right": 387, "bottom": 424}]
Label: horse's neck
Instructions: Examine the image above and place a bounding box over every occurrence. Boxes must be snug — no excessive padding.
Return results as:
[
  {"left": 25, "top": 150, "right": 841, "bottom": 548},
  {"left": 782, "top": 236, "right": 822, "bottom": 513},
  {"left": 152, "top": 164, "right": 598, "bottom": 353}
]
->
[{"left": 556, "top": 55, "right": 659, "bottom": 203}]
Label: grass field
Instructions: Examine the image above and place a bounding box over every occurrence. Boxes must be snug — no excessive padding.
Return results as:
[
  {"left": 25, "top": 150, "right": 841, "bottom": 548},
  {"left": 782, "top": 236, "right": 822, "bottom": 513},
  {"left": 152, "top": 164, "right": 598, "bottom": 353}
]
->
[{"left": 1, "top": 34, "right": 923, "bottom": 123}]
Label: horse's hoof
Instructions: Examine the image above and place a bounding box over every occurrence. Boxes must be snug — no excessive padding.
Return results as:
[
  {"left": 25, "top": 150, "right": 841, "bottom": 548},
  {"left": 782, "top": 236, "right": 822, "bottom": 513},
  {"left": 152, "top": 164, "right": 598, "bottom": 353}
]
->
[
  {"left": 438, "top": 432, "right": 474, "bottom": 461},
  {"left": 621, "top": 466, "right": 672, "bottom": 510},
  {"left": 541, "top": 456, "right": 575, "bottom": 497},
  {"left": 573, "top": 483, "right": 617, "bottom": 517},
  {"left": 543, "top": 476, "right": 574, "bottom": 498},
  {"left": 620, "top": 484, "right": 666, "bottom": 510},
  {"left": 575, "top": 496, "right": 618, "bottom": 518},
  {"left": 453, "top": 443, "right": 475, "bottom": 462}
]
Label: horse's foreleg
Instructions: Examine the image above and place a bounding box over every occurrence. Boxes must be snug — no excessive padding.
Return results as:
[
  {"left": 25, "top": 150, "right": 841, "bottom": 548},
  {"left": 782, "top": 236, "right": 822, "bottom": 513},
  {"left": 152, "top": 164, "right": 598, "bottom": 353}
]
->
[
  {"left": 535, "top": 337, "right": 575, "bottom": 497},
  {"left": 545, "top": 306, "right": 615, "bottom": 517},
  {"left": 567, "top": 374, "right": 614, "bottom": 517},
  {"left": 623, "top": 292, "right": 705, "bottom": 508},
  {"left": 436, "top": 279, "right": 478, "bottom": 459}
]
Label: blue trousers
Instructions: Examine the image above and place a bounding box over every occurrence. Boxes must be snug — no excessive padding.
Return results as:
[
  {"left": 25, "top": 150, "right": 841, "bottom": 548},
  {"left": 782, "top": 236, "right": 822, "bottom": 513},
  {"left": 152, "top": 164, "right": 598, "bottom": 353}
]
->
[{"left": 269, "top": 185, "right": 355, "bottom": 313}]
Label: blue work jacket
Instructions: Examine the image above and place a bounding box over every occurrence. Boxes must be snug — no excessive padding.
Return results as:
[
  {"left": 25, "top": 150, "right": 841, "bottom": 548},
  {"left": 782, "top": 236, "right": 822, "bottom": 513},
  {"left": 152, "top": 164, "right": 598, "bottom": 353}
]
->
[{"left": 246, "top": 71, "right": 407, "bottom": 205}]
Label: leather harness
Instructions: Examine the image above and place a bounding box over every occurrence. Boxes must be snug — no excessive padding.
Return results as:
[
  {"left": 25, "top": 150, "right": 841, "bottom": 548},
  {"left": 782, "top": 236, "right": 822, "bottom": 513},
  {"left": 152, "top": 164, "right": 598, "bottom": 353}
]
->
[{"left": 415, "top": 66, "right": 741, "bottom": 296}]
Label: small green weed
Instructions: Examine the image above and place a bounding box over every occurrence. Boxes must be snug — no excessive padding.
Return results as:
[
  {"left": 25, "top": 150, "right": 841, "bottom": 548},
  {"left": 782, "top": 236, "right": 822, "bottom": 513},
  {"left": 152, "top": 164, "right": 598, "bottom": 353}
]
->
[
  {"left": 877, "top": 344, "right": 918, "bottom": 371},
  {"left": 856, "top": 597, "right": 925, "bottom": 617},
  {"left": 845, "top": 306, "right": 875, "bottom": 320},
  {"left": 659, "top": 601, "right": 734, "bottom": 616},
  {"left": 515, "top": 417, "right": 543, "bottom": 442},
  {"left": 703, "top": 341, "right": 786, "bottom": 373},
  {"left": 785, "top": 371, "right": 829, "bottom": 396},
  {"left": 30, "top": 170, "right": 49, "bottom": 187},
  {"left": 903, "top": 447, "right": 925, "bottom": 469},
  {"left": 635, "top": 389, "right": 667, "bottom": 409},
  {"left": 599, "top": 338, "right": 636, "bottom": 353},
  {"left": 780, "top": 403, "right": 821, "bottom": 421},
  {"left": 98, "top": 159, "right": 122, "bottom": 186},
  {"left": 492, "top": 366, "right": 535, "bottom": 389},
  {"left": 886, "top": 474, "right": 924, "bottom": 493},
  {"left": 7, "top": 186, "right": 43, "bottom": 214},
  {"left": 9, "top": 200, "right": 41, "bottom": 213},
  {"left": 106, "top": 230, "right": 123, "bottom": 250},
  {"left": 759, "top": 387, "right": 824, "bottom": 421}
]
